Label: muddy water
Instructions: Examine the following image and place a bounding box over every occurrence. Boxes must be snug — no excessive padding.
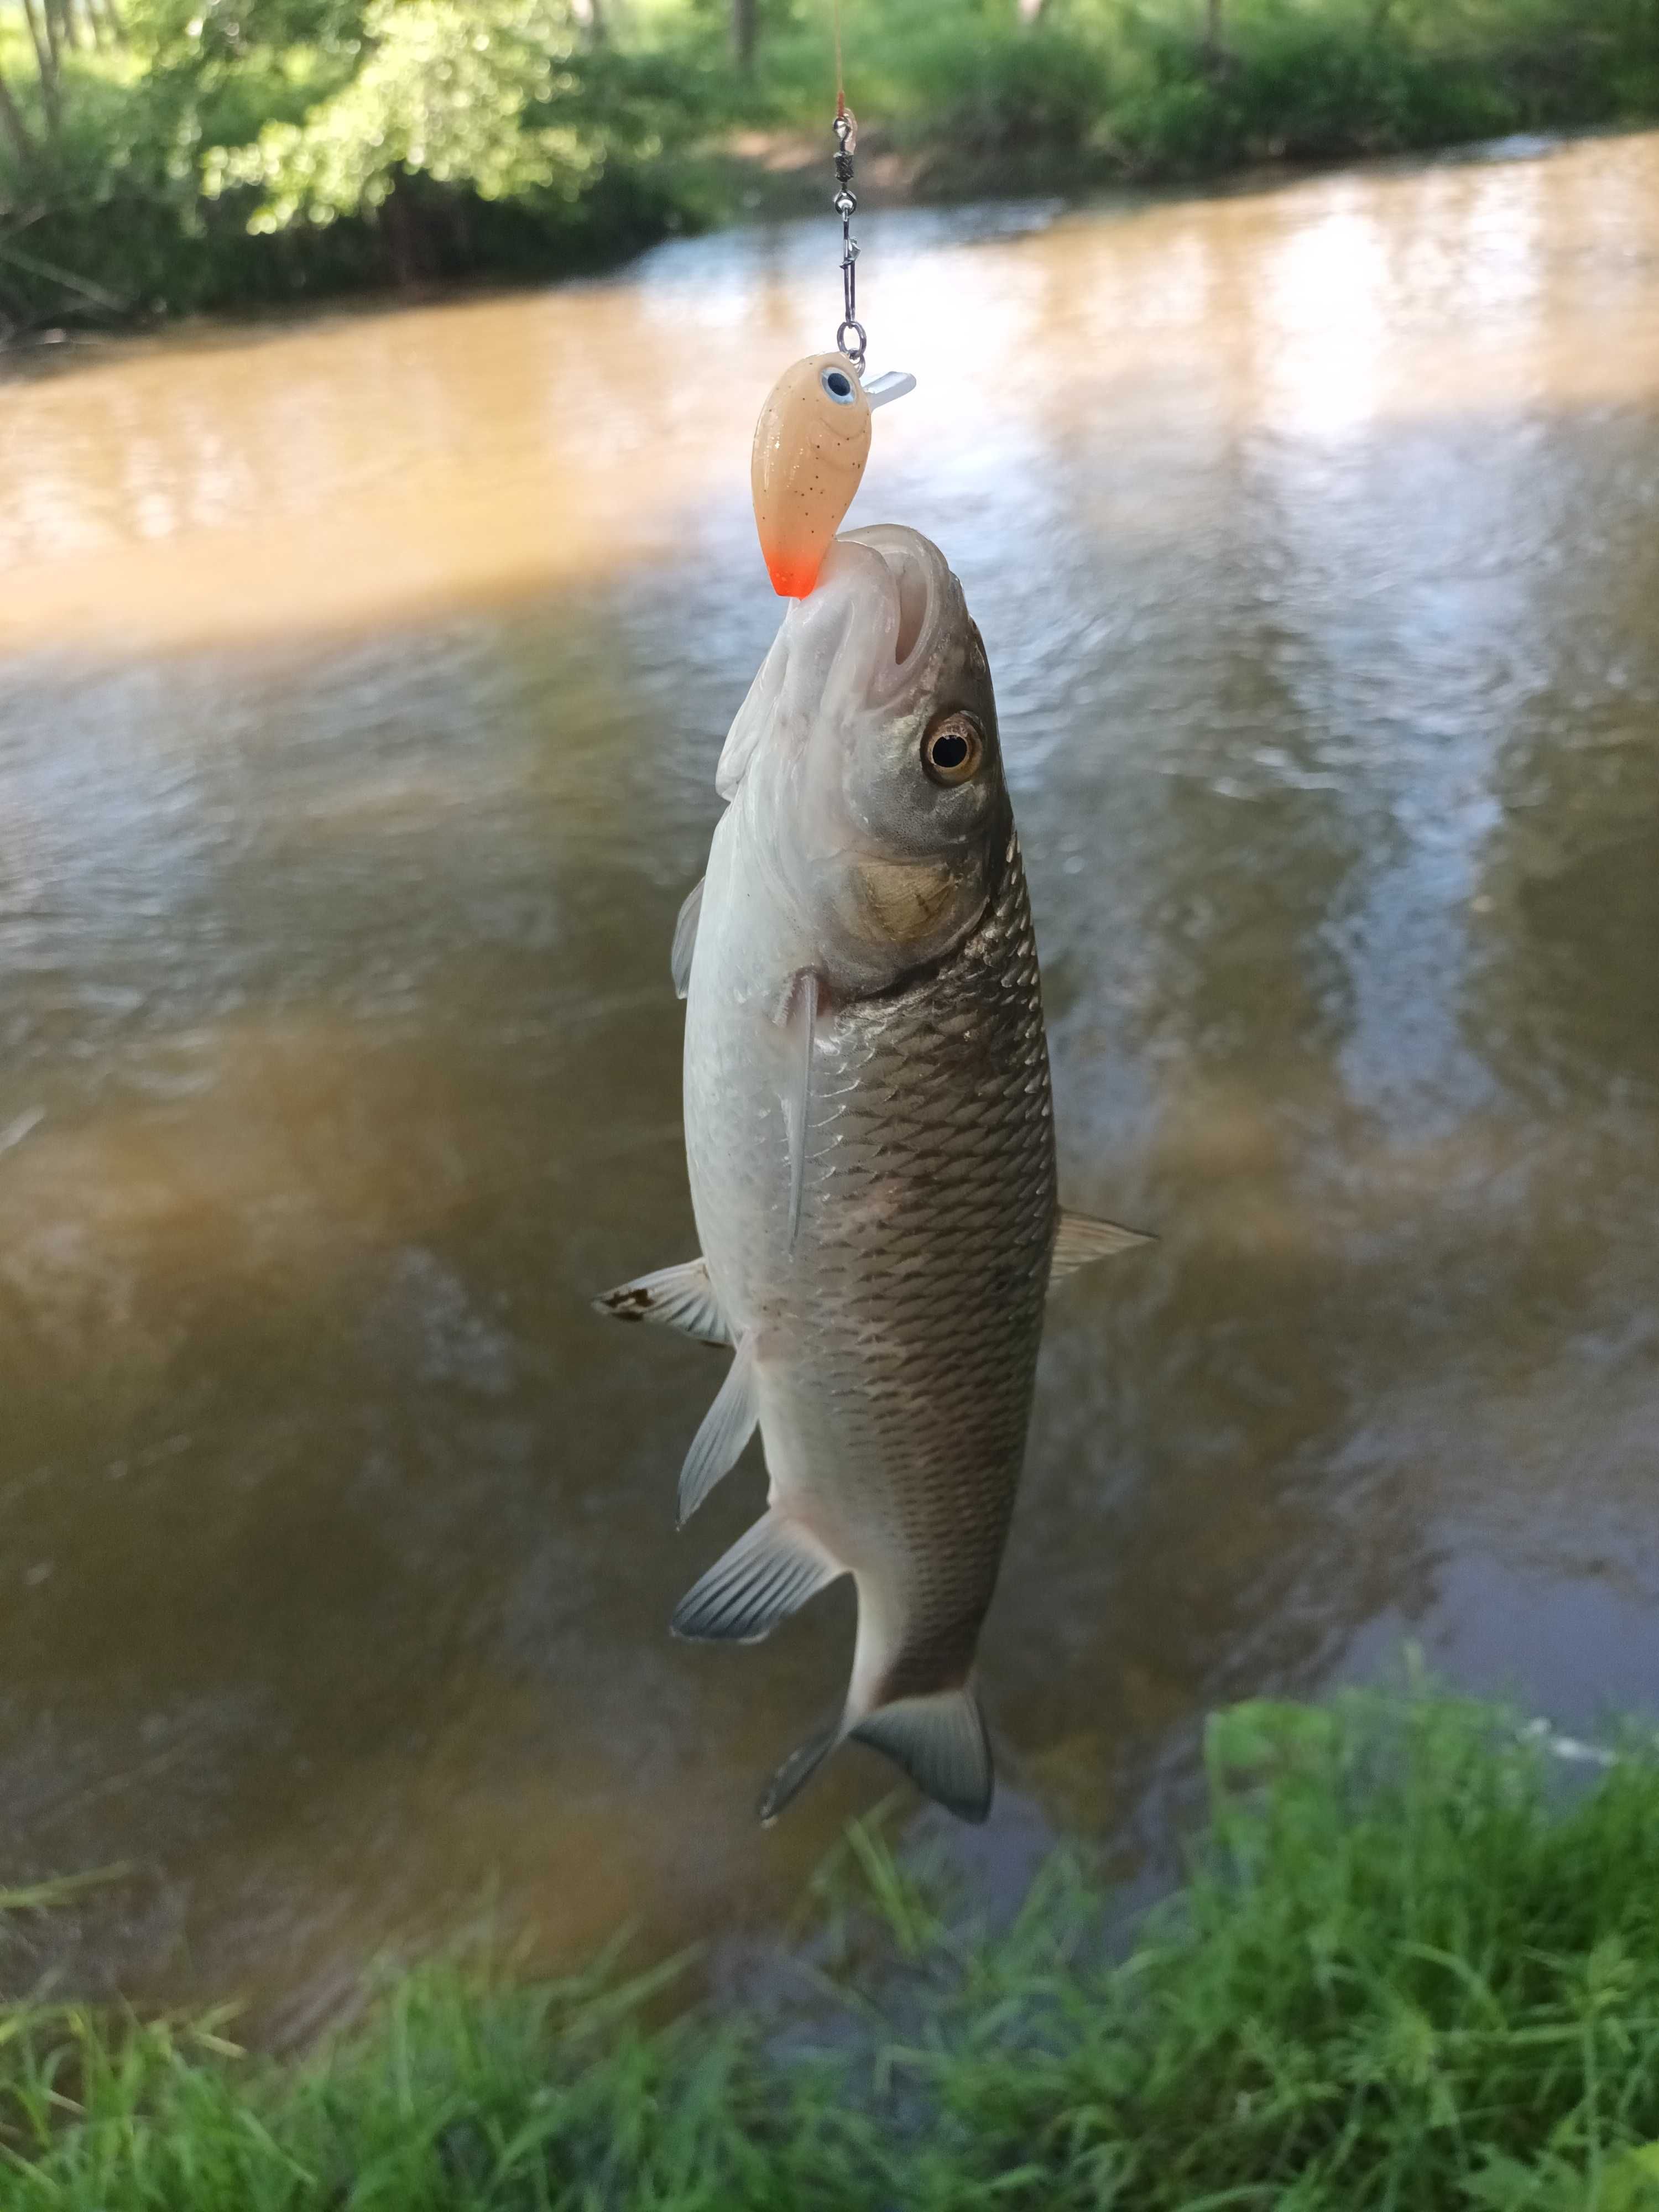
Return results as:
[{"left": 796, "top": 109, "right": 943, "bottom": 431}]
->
[{"left": 2, "top": 130, "right": 1657, "bottom": 2030}]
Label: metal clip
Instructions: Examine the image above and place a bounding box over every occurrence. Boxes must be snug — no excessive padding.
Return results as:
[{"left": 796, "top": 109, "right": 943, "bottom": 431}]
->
[{"left": 832, "top": 109, "right": 863, "bottom": 372}]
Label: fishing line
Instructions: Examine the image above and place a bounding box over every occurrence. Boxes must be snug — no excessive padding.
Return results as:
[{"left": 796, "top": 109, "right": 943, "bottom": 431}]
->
[{"left": 829, "top": 0, "right": 864, "bottom": 369}]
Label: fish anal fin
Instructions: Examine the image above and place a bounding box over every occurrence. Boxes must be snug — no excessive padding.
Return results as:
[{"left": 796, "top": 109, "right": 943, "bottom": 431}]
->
[
  {"left": 851, "top": 1686, "right": 993, "bottom": 1823},
  {"left": 671, "top": 1510, "right": 841, "bottom": 1645},
  {"left": 592, "top": 1258, "right": 731, "bottom": 1347},
  {"left": 670, "top": 877, "right": 703, "bottom": 1001},
  {"left": 758, "top": 1717, "right": 842, "bottom": 1827},
  {"left": 1048, "top": 1208, "right": 1155, "bottom": 1286},
  {"left": 677, "top": 1333, "right": 760, "bottom": 1525}
]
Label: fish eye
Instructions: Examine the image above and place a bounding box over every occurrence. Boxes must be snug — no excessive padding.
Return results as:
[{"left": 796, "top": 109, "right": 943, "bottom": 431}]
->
[
  {"left": 921, "top": 711, "right": 984, "bottom": 787},
  {"left": 820, "top": 366, "right": 858, "bottom": 405}
]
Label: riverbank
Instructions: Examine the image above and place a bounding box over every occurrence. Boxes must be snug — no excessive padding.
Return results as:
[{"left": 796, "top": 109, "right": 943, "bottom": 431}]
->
[
  {"left": 3, "top": 0, "right": 1657, "bottom": 339},
  {"left": 8, "top": 1686, "right": 1659, "bottom": 2209}
]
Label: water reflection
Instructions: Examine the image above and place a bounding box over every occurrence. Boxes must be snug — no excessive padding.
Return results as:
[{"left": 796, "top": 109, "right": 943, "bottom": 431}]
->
[{"left": 1, "top": 131, "right": 1657, "bottom": 2027}]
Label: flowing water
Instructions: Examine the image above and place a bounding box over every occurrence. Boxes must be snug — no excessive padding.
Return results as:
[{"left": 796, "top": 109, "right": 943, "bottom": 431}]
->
[{"left": 2, "top": 130, "right": 1658, "bottom": 2032}]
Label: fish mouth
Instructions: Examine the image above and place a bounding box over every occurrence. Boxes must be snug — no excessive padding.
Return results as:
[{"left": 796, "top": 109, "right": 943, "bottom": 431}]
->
[
  {"left": 713, "top": 525, "right": 961, "bottom": 803},
  {"left": 835, "top": 525, "right": 954, "bottom": 707}
]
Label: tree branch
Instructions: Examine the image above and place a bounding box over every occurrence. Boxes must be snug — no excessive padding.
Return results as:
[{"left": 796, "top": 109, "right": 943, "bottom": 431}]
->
[
  {"left": 0, "top": 54, "right": 40, "bottom": 173},
  {"left": 41, "top": 0, "right": 65, "bottom": 84},
  {"left": 0, "top": 234, "right": 127, "bottom": 310},
  {"left": 19, "top": 0, "right": 61, "bottom": 135},
  {"left": 732, "top": 0, "right": 755, "bottom": 74}
]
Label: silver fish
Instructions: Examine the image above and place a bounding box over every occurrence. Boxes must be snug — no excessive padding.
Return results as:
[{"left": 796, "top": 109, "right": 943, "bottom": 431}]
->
[{"left": 597, "top": 525, "right": 1147, "bottom": 1822}]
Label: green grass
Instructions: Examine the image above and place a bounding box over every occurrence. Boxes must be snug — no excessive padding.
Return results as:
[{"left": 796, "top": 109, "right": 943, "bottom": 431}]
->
[{"left": 9, "top": 1683, "right": 1659, "bottom": 2206}]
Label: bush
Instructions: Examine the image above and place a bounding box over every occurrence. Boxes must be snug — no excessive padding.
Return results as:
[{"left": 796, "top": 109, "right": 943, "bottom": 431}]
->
[{"left": 753, "top": 0, "right": 1659, "bottom": 189}]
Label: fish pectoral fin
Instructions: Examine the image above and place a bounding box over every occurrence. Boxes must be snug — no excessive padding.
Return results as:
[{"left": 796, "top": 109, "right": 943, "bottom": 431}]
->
[
  {"left": 758, "top": 1715, "right": 843, "bottom": 1827},
  {"left": 1048, "top": 1208, "right": 1156, "bottom": 1287},
  {"left": 670, "top": 876, "right": 703, "bottom": 1001},
  {"left": 592, "top": 1258, "right": 732, "bottom": 1347},
  {"left": 780, "top": 968, "right": 818, "bottom": 1252},
  {"left": 671, "top": 1510, "right": 841, "bottom": 1644},
  {"left": 676, "top": 1332, "right": 760, "bottom": 1525},
  {"left": 851, "top": 1687, "right": 993, "bottom": 1824}
]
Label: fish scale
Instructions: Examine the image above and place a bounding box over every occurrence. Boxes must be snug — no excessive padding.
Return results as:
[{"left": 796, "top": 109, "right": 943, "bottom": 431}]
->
[{"left": 690, "top": 825, "right": 1054, "bottom": 1740}]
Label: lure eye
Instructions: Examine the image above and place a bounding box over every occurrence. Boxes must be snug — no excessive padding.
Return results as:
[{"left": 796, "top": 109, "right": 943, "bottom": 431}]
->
[
  {"left": 921, "top": 712, "right": 984, "bottom": 787},
  {"left": 820, "top": 366, "right": 858, "bottom": 405}
]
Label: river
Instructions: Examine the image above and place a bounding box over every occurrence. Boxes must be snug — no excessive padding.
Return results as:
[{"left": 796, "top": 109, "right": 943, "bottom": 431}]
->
[{"left": 1, "top": 128, "right": 1657, "bottom": 2034}]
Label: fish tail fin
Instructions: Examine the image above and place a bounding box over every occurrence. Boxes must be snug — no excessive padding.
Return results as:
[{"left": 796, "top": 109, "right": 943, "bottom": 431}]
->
[
  {"left": 757, "top": 1715, "right": 843, "bottom": 1827},
  {"left": 851, "top": 1684, "right": 993, "bottom": 1824}
]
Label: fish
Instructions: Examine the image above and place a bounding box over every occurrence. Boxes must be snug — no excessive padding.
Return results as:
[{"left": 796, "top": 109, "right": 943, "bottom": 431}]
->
[{"left": 596, "top": 523, "right": 1149, "bottom": 1823}]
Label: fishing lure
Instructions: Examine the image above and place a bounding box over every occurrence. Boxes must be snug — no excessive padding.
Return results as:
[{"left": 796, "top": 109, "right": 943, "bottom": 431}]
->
[{"left": 750, "top": 109, "right": 915, "bottom": 599}]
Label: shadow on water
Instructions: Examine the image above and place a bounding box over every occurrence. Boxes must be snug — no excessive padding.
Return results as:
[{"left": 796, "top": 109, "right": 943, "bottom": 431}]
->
[{"left": 0, "top": 131, "right": 1657, "bottom": 2034}]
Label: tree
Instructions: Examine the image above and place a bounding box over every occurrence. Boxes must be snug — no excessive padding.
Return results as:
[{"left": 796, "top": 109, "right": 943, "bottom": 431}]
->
[
  {"left": 732, "top": 0, "right": 754, "bottom": 73},
  {"left": 201, "top": 0, "right": 692, "bottom": 284},
  {"left": 0, "top": 56, "right": 38, "bottom": 172},
  {"left": 17, "top": 0, "right": 61, "bottom": 136}
]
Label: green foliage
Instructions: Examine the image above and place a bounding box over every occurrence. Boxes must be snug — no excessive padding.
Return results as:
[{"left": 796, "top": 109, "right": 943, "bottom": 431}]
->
[
  {"left": 208, "top": 2, "right": 606, "bottom": 226},
  {"left": 0, "top": 0, "right": 716, "bottom": 333},
  {"left": 745, "top": 0, "right": 1121, "bottom": 163},
  {"left": 881, "top": 14, "right": 1120, "bottom": 160},
  {"left": 3, "top": 0, "right": 1659, "bottom": 333},
  {"left": 1093, "top": 0, "right": 1659, "bottom": 169},
  {"left": 1, "top": 2, "right": 378, "bottom": 326},
  {"left": 204, "top": 1, "right": 706, "bottom": 241},
  {"left": 747, "top": 0, "right": 1659, "bottom": 186},
  {"left": 8, "top": 1688, "right": 1659, "bottom": 2206}
]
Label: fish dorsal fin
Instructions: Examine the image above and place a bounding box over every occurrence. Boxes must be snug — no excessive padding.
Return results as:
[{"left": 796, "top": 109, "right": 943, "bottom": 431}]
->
[
  {"left": 591, "top": 1258, "right": 732, "bottom": 1346},
  {"left": 670, "top": 876, "right": 703, "bottom": 1001},
  {"left": 677, "top": 1332, "right": 759, "bottom": 1525},
  {"left": 1048, "top": 1209, "right": 1155, "bottom": 1286},
  {"left": 671, "top": 1510, "right": 841, "bottom": 1644},
  {"left": 851, "top": 1687, "right": 993, "bottom": 1823}
]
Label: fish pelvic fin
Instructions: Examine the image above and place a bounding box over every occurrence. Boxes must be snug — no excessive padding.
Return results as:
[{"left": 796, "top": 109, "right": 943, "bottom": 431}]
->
[
  {"left": 851, "top": 1685, "right": 994, "bottom": 1824},
  {"left": 677, "top": 1332, "right": 759, "bottom": 1525},
  {"left": 670, "top": 876, "right": 703, "bottom": 1001},
  {"left": 671, "top": 1509, "right": 841, "bottom": 1644},
  {"left": 591, "top": 1258, "right": 732, "bottom": 1347},
  {"left": 758, "top": 1716, "right": 842, "bottom": 1827},
  {"left": 1048, "top": 1208, "right": 1156, "bottom": 1287}
]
